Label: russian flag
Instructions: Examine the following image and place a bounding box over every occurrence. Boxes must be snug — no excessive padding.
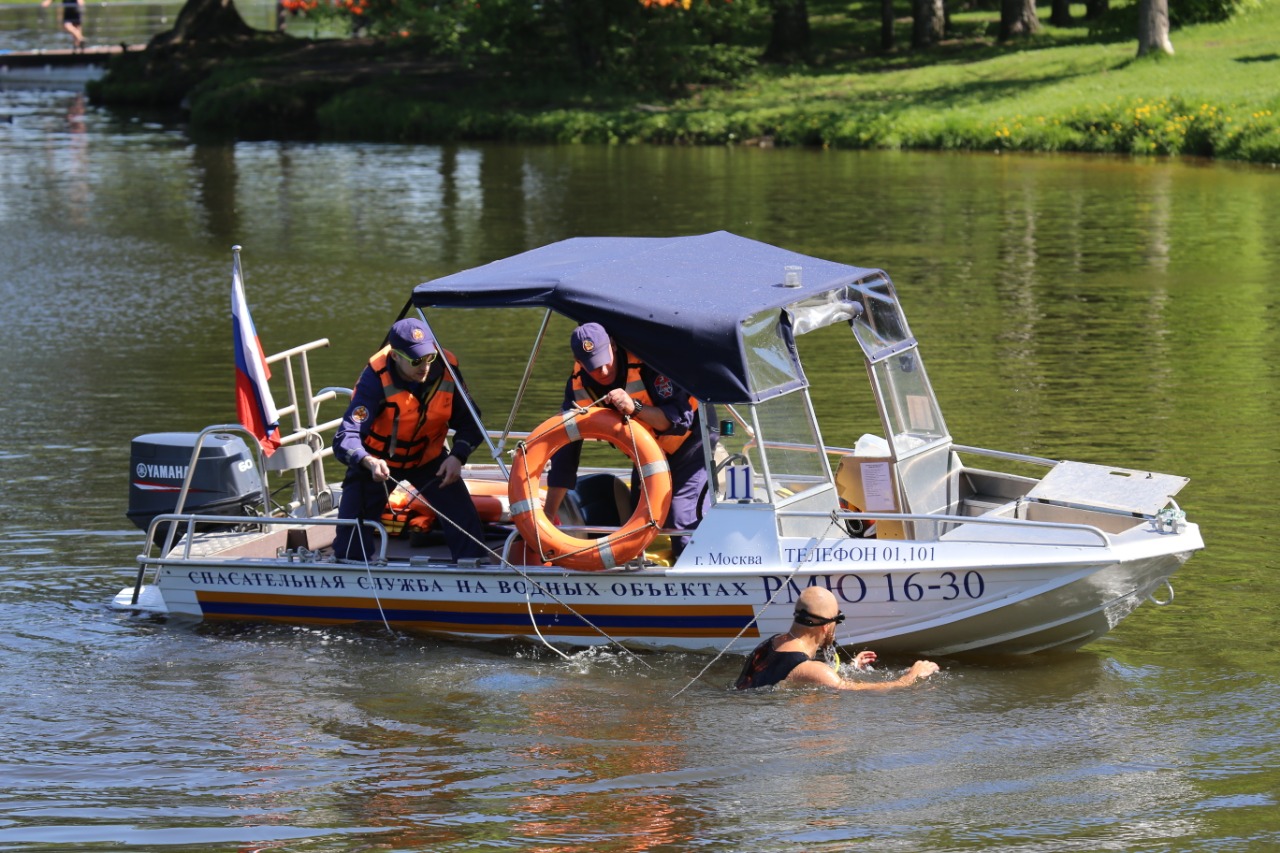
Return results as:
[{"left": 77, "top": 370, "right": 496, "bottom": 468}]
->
[{"left": 231, "top": 247, "right": 280, "bottom": 457}]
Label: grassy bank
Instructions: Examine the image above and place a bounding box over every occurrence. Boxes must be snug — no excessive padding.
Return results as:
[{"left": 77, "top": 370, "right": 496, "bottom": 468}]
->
[{"left": 91, "top": 0, "right": 1280, "bottom": 164}]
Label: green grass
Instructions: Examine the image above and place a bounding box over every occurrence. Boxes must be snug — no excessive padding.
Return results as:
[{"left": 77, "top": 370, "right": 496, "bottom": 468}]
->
[
  {"left": 91, "top": 0, "right": 1280, "bottom": 163},
  {"left": 330, "top": 0, "right": 1279, "bottom": 162},
  {"left": 637, "top": 0, "right": 1280, "bottom": 161}
]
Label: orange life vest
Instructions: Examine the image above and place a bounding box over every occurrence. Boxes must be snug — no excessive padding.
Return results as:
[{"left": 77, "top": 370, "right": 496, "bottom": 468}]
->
[
  {"left": 361, "top": 346, "right": 459, "bottom": 471},
  {"left": 381, "top": 479, "right": 506, "bottom": 535},
  {"left": 570, "top": 350, "right": 698, "bottom": 455}
]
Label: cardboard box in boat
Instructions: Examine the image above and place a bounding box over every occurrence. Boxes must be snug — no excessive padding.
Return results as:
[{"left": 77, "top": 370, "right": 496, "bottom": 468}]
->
[{"left": 835, "top": 455, "right": 906, "bottom": 540}]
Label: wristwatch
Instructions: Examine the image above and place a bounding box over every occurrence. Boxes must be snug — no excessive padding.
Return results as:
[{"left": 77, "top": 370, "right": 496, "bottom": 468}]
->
[{"left": 632, "top": 401, "right": 644, "bottom": 416}]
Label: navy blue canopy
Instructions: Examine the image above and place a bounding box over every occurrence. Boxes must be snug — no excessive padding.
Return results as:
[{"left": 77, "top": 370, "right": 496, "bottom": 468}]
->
[{"left": 411, "top": 231, "right": 881, "bottom": 404}]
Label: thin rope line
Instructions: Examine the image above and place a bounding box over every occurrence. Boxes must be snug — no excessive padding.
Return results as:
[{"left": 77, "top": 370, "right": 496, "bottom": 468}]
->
[
  {"left": 526, "top": 594, "right": 573, "bottom": 661},
  {"left": 356, "top": 481, "right": 395, "bottom": 636},
  {"left": 395, "top": 477, "right": 653, "bottom": 669}
]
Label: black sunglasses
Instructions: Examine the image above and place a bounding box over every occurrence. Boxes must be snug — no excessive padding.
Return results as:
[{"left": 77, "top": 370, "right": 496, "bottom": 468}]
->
[{"left": 394, "top": 349, "right": 437, "bottom": 368}]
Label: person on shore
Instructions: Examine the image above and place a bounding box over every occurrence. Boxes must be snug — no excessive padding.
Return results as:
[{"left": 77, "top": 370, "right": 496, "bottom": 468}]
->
[
  {"left": 542, "top": 323, "right": 712, "bottom": 557},
  {"left": 42, "top": 0, "right": 85, "bottom": 52},
  {"left": 735, "top": 587, "right": 941, "bottom": 691},
  {"left": 331, "top": 318, "right": 486, "bottom": 563}
]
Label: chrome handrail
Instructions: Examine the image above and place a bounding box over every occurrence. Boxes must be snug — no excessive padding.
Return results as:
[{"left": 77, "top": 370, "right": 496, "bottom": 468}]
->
[
  {"left": 950, "top": 444, "right": 1059, "bottom": 468},
  {"left": 144, "top": 513, "right": 387, "bottom": 562},
  {"left": 780, "top": 507, "right": 1112, "bottom": 547},
  {"left": 158, "top": 424, "right": 273, "bottom": 560},
  {"left": 129, "top": 514, "right": 389, "bottom": 604}
]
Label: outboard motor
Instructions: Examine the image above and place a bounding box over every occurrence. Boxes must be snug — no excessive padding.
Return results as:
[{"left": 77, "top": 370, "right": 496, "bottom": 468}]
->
[{"left": 127, "top": 432, "right": 263, "bottom": 531}]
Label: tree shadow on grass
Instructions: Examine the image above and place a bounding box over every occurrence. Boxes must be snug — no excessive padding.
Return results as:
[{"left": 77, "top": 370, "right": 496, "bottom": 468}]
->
[{"left": 804, "top": 0, "right": 1105, "bottom": 71}]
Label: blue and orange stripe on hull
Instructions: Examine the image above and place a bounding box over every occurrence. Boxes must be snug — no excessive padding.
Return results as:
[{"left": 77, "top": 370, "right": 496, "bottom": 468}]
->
[{"left": 196, "top": 591, "right": 760, "bottom": 638}]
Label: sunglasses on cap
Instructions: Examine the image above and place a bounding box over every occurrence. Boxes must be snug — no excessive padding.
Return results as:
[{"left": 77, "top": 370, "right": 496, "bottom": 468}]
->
[
  {"left": 394, "top": 349, "right": 437, "bottom": 368},
  {"left": 793, "top": 608, "right": 846, "bottom": 627}
]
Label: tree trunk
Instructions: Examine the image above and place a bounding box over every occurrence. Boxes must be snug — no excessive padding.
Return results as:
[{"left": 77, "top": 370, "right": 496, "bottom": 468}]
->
[
  {"left": 881, "top": 0, "right": 895, "bottom": 51},
  {"left": 1137, "top": 0, "right": 1174, "bottom": 56},
  {"left": 1049, "top": 0, "right": 1073, "bottom": 27},
  {"left": 999, "top": 0, "right": 1039, "bottom": 40},
  {"left": 148, "top": 0, "right": 255, "bottom": 47},
  {"left": 558, "top": 0, "right": 619, "bottom": 75},
  {"left": 911, "top": 0, "right": 944, "bottom": 49},
  {"left": 1084, "top": 0, "right": 1109, "bottom": 20},
  {"left": 766, "top": 0, "right": 811, "bottom": 60}
]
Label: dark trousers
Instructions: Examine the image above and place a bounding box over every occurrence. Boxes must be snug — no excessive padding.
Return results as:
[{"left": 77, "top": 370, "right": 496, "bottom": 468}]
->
[
  {"left": 333, "top": 453, "right": 486, "bottom": 562},
  {"left": 630, "top": 441, "right": 709, "bottom": 558}
]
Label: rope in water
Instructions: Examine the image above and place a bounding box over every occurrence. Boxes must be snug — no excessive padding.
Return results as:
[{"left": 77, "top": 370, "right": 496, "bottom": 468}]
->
[{"left": 390, "top": 475, "right": 653, "bottom": 669}]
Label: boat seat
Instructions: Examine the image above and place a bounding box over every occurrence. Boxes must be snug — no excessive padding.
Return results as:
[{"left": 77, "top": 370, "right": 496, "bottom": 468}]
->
[
  {"left": 265, "top": 443, "right": 316, "bottom": 472},
  {"left": 264, "top": 443, "right": 322, "bottom": 516},
  {"left": 574, "top": 473, "right": 631, "bottom": 527}
]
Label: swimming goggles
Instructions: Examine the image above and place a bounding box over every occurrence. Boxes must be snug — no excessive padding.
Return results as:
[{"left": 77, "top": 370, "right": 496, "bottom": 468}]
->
[{"left": 793, "top": 608, "right": 846, "bottom": 627}]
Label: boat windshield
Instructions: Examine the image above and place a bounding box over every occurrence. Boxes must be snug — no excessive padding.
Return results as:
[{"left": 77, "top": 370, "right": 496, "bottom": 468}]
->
[
  {"left": 848, "top": 273, "right": 912, "bottom": 356},
  {"left": 741, "top": 306, "right": 802, "bottom": 398},
  {"left": 741, "top": 283, "right": 871, "bottom": 398},
  {"left": 870, "top": 349, "right": 948, "bottom": 456},
  {"left": 715, "top": 391, "right": 829, "bottom": 506},
  {"left": 727, "top": 273, "right": 950, "bottom": 501}
]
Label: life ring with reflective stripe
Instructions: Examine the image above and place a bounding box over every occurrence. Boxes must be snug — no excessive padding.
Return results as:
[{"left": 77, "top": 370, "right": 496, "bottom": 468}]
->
[{"left": 509, "top": 407, "right": 672, "bottom": 570}]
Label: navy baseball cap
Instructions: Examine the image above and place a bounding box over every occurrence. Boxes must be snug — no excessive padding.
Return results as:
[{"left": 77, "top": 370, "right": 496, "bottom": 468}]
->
[
  {"left": 570, "top": 323, "right": 612, "bottom": 371},
  {"left": 388, "top": 318, "right": 436, "bottom": 360}
]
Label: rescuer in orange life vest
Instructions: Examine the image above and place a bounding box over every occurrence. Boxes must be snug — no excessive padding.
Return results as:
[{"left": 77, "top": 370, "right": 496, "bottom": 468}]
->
[
  {"left": 332, "top": 318, "right": 486, "bottom": 562},
  {"left": 542, "top": 323, "right": 714, "bottom": 558}
]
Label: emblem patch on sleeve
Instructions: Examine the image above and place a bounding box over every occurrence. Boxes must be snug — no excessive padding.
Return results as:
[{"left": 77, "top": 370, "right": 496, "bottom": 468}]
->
[
  {"left": 352, "top": 405, "right": 370, "bottom": 423},
  {"left": 655, "top": 375, "right": 674, "bottom": 399}
]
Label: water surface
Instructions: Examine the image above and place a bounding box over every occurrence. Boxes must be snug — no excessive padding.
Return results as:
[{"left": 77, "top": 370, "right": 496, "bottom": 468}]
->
[{"left": 1, "top": 85, "right": 1278, "bottom": 851}]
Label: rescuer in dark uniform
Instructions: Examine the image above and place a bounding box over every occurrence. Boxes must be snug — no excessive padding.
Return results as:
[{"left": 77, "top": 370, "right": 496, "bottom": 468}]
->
[
  {"left": 332, "top": 318, "right": 485, "bottom": 563},
  {"left": 543, "top": 323, "right": 712, "bottom": 557}
]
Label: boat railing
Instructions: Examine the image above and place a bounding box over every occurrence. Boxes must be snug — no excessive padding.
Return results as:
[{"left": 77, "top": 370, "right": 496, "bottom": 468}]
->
[
  {"left": 128, "top": 513, "right": 388, "bottom": 606},
  {"left": 141, "top": 513, "right": 389, "bottom": 564},
  {"left": 158, "top": 412, "right": 343, "bottom": 558},
  {"left": 268, "top": 339, "right": 335, "bottom": 440},
  {"left": 162, "top": 425, "right": 273, "bottom": 551},
  {"left": 818, "top": 442, "right": 1057, "bottom": 469},
  {"left": 781, "top": 508, "right": 1112, "bottom": 547},
  {"left": 949, "top": 444, "right": 1059, "bottom": 468},
  {"left": 264, "top": 339, "right": 344, "bottom": 513}
]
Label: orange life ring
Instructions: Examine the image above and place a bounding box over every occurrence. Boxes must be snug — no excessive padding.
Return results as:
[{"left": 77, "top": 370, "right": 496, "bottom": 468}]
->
[{"left": 509, "top": 407, "right": 673, "bottom": 570}]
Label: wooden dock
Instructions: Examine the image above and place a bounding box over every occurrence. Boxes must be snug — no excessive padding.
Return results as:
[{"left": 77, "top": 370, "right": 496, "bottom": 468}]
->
[
  {"left": 0, "top": 45, "right": 138, "bottom": 84},
  {"left": 1, "top": 44, "right": 133, "bottom": 66}
]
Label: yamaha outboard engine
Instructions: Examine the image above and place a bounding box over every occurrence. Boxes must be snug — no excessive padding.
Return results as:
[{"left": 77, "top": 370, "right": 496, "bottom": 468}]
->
[{"left": 127, "top": 432, "right": 264, "bottom": 531}]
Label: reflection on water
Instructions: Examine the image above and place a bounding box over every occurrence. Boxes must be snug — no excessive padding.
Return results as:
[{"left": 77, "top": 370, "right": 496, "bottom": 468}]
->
[
  {"left": 0, "top": 0, "right": 287, "bottom": 52},
  {"left": 2, "top": 86, "right": 1280, "bottom": 850}
]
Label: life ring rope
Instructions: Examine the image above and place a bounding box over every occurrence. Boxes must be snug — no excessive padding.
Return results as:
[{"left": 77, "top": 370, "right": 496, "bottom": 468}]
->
[{"left": 509, "top": 407, "right": 673, "bottom": 571}]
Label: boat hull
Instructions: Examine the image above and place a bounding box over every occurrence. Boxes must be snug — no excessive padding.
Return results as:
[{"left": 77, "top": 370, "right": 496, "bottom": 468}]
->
[{"left": 113, "top": 524, "right": 1201, "bottom": 656}]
